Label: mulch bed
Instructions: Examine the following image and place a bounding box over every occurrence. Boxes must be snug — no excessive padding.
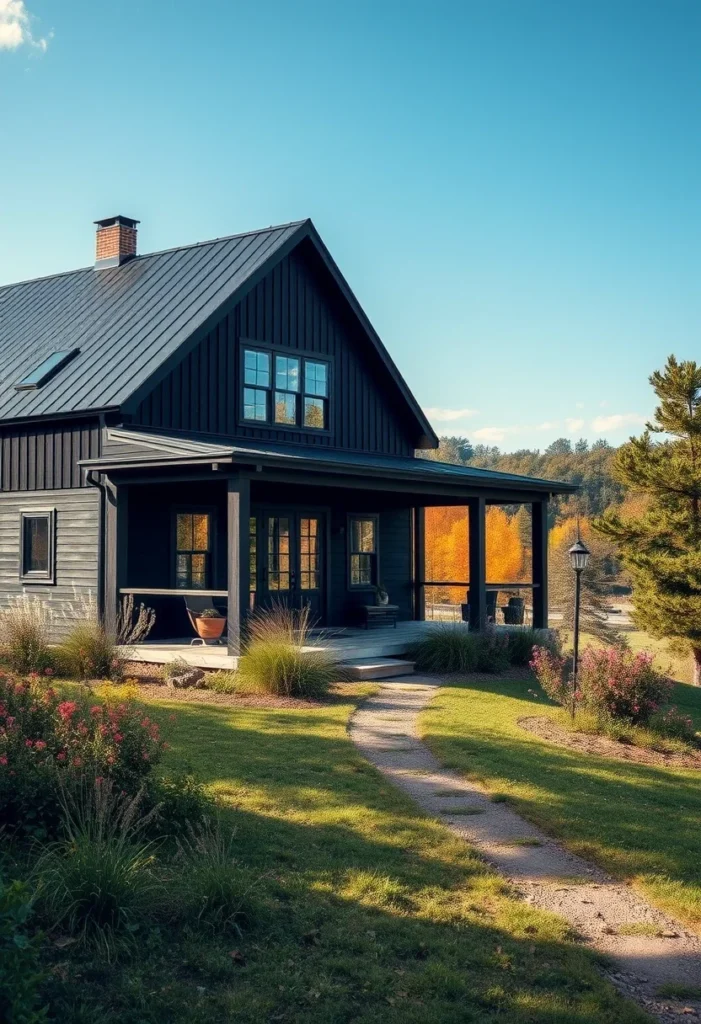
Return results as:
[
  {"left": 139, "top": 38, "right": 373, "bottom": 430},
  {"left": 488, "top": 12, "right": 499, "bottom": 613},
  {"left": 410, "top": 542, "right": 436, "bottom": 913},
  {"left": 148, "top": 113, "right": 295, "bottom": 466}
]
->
[
  {"left": 125, "top": 681, "right": 326, "bottom": 710},
  {"left": 518, "top": 714, "right": 701, "bottom": 769}
]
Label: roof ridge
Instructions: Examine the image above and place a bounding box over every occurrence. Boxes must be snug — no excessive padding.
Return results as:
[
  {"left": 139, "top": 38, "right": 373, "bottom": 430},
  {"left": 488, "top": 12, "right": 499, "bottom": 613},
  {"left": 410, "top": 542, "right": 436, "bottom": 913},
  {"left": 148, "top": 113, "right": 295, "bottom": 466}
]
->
[{"left": 0, "top": 219, "right": 309, "bottom": 293}]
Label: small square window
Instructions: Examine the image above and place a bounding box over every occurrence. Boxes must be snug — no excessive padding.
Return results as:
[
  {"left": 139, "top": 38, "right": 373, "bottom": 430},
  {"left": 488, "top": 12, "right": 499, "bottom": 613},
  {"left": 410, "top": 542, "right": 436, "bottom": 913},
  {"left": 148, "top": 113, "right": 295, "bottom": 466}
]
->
[
  {"left": 20, "top": 510, "right": 55, "bottom": 583},
  {"left": 243, "top": 387, "right": 268, "bottom": 422},
  {"left": 244, "top": 349, "right": 270, "bottom": 388}
]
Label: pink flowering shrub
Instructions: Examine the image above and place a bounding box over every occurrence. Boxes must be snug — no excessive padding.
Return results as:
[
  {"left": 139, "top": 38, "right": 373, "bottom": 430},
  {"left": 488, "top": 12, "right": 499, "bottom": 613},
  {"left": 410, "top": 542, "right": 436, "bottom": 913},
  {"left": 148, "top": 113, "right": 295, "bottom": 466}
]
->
[
  {"left": 577, "top": 647, "right": 672, "bottom": 726},
  {"left": 529, "top": 646, "right": 570, "bottom": 706},
  {"left": 0, "top": 673, "right": 165, "bottom": 836}
]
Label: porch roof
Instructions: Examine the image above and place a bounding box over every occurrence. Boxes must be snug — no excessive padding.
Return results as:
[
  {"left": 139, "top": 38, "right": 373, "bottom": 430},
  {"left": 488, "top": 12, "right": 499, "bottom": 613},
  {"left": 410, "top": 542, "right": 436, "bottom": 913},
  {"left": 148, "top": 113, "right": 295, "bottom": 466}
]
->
[{"left": 80, "top": 427, "right": 577, "bottom": 497}]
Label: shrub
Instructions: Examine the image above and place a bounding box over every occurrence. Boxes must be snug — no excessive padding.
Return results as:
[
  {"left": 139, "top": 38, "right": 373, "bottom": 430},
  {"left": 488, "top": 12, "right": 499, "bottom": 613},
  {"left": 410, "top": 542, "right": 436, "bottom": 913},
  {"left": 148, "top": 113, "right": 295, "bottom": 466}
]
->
[
  {"left": 146, "top": 771, "right": 216, "bottom": 835},
  {"left": 649, "top": 706, "right": 697, "bottom": 743},
  {"left": 411, "top": 625, "right": 516, "bottom": 674},
  {"left": 160, "top": 656, "right": 192, "bottom": 681},
  {"left": 578, "top": 647, "right": 672, "bottom": 726},
  {"left": 0, "top": 597, "right": 53, "bottom": 675},
  {"left": 171, "top": 817, "right": 259, "bottom": 935},
  {"left": 529, "top": 645, "right": 571, "bottom": 706},
  {"left": 505, "top": 627, "right": 556, "bottom": 667},
  {"left": 474, "top": 628, "right": 510, "bottom": 672},
  {"left": 34, "top": 781, "right": 162, "bottom": 958},
  {"left": 0, "top": 876, "right": 47, "bottom": 1024},
  {"left": 0, "top": 674, "right": 166, "bottom": 837},
  {"left": 55, "top": 620, "right": 123, "bottom": 680},
  {"left": 238, "top": 605, "right": 339, "bottom": 698},
  {"left": 205, "top": 670, "right": 239, "bottom": 694}
]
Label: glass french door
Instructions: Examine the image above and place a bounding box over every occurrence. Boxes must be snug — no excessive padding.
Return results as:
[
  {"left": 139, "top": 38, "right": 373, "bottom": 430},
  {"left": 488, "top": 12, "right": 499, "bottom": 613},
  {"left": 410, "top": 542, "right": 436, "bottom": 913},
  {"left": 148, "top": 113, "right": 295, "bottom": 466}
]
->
[{"left": 254, "top": 511, "right": 325, "bottom": 622}]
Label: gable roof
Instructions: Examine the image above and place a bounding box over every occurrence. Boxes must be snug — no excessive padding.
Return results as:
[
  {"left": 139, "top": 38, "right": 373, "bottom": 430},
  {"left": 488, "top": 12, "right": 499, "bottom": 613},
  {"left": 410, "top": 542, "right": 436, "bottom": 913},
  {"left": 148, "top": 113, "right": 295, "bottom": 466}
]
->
[
  {"left": 0, "top": 220, "right": 438, "bottom": 446},
  {"left": 80, "top": 427, "right": 577, "bottom": 496}
]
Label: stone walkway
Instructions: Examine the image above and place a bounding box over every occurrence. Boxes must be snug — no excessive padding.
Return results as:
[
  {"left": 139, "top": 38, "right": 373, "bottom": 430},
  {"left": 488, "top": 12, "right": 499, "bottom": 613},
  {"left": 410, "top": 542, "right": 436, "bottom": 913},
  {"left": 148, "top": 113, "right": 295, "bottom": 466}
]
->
[{"left": 349, "top": 677, "right": 701, "bottom": 1022}]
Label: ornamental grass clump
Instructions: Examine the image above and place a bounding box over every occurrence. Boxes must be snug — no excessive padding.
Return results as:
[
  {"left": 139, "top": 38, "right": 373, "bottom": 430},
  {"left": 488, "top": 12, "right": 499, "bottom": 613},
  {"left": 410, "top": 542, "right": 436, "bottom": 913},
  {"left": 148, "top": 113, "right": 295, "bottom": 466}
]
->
[
  {"left": 34, "top": 781, "right": 162, "bottom": 958},
  {"left": 237, "top": 604, "right": 339, "bottom": 698},
  {"left": 411, "top": 625, "right": 515, "bottom": 674},
  {"left": 0, "top": 595, "right": 54, "bottom": 675},
  {"left": 55, "top": 619, "right": 123, "bottom": 680}
]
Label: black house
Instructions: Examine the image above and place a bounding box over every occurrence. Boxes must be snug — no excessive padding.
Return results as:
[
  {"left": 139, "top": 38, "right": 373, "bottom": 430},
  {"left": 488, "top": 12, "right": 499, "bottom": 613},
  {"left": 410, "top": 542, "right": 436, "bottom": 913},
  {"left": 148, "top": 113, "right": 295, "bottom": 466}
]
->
[{"left": 0, "top": 216, "right": 574, "bottom": 656}]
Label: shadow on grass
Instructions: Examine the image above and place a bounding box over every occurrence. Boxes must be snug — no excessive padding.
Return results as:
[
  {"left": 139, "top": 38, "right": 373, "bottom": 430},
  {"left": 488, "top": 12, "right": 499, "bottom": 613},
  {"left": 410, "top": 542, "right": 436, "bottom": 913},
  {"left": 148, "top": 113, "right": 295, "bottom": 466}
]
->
[
  {"left": 422, "top": 673, "right": 701, "bottom": 925},
  {"left": 46, "top": 691, "right": 649, "bottom": 1024}
]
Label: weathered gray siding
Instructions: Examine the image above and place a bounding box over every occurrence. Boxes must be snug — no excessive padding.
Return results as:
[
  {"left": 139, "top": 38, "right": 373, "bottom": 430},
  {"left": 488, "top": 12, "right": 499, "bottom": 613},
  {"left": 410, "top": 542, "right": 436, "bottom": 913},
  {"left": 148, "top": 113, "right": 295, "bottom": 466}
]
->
[{"left": 0, "top": 488, "right": 100, "bottom": 633}]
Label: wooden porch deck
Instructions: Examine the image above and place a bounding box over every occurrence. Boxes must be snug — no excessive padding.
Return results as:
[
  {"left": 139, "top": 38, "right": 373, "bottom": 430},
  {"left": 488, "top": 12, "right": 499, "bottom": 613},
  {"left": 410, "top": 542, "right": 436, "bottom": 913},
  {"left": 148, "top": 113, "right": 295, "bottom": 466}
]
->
[{"left": 122, "top": 620, "right": 472, "bottom": 671}]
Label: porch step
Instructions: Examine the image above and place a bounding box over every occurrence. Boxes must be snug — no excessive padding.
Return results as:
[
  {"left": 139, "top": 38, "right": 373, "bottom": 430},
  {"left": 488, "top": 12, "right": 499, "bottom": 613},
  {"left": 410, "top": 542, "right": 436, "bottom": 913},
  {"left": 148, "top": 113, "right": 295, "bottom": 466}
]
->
[{"left": 339, "top": 657, "right": 415, "bottom": 681}]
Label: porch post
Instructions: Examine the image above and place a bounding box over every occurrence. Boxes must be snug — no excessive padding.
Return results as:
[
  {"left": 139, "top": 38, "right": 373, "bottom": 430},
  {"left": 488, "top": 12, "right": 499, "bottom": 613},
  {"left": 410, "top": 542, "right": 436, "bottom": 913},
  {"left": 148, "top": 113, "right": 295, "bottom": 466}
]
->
[
  {"left": 104, "top": 479, "right": 127, "bottom": 635},
  {"left": 227, "top": 474, "right": 251, "bottom": 658},
  {"left": 531, "top": 498, "right": 549, "bottom": 629},
  {"left": 467, "top": 497, "right": 486, "bottom": 629},
  {"left": 413, "top": 506, "right": 426, "bottom": 621}
]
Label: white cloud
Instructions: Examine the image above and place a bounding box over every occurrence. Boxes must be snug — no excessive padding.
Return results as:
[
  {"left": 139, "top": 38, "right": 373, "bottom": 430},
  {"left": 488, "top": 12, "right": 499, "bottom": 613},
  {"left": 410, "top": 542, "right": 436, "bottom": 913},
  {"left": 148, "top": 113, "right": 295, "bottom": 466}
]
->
[
  {"left": 565, "top": 417, "right": 585, "bottom": 432},
  {"left": 0, "top": 1, "right": 50, "bottom": 52},
  {"left": 591, "top": 412, "right": 646, "bottom": 433},
  {"left": 424, "top": 406, "right": 479, "bottom": 424}
]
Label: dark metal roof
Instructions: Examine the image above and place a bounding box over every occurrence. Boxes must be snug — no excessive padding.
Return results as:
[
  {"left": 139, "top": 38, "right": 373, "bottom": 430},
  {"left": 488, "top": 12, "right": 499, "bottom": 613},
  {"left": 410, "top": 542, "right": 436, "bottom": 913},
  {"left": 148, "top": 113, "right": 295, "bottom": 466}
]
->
[
  {"left": 0, "top": 219, "right": 438, "bottom": 447},
  {"left": 0, "top": 221, "right": 303, "bottom": 421},
  {"left": 81, "top": 428, "right": 577, "bottom": 495}
]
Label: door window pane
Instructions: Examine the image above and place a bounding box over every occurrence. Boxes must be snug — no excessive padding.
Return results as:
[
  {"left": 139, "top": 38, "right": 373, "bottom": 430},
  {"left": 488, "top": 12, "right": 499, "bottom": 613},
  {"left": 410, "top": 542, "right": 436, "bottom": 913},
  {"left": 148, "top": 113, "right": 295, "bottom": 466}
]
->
[
  {"left": 244, "top": 349, "right": 270, "bottom": 387},
  {"left": 274, "top": 391, "right": 297, "bottom": 425},
  {"left": 243, "top": 387, "right": 267, "bottom": 421},
  {"left": 275, "top": 355, "right": 300, "bottom": 392},
  {"left": 300, "top": 518, "right": 320, "bottom": 590},
  {"left": 267, "top": 517, "right": 290, "bottom": 591}
]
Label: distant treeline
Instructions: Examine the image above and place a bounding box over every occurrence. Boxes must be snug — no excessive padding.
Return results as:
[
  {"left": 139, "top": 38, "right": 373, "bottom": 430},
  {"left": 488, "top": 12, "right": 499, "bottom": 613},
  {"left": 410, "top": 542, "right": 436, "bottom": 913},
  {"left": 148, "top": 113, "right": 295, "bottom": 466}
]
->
[{"left": 420, "top": 435, "right": 626, "bottom": 522}]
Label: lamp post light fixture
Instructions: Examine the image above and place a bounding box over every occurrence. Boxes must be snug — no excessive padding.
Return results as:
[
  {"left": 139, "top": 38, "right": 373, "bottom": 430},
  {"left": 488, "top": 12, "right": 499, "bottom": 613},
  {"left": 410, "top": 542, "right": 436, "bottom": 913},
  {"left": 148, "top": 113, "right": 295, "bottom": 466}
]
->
[{"left": 568, "top": 538, "right": 591, "bottom": 719}]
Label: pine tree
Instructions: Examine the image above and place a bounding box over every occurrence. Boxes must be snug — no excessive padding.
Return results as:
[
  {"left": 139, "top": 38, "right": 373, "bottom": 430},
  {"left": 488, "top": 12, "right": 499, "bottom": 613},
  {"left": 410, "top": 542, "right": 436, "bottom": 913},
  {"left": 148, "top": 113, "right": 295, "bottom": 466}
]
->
[{"left": 594, "top": 356, "right": 701, "bottom": 683}]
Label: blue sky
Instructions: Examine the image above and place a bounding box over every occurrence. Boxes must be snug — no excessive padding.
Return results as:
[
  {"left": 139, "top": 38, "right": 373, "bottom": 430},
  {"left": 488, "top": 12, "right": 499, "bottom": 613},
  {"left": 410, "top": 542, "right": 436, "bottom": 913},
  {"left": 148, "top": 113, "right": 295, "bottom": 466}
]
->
[{"left": 1, "top": 0, "right": 699, "bottom": 450}]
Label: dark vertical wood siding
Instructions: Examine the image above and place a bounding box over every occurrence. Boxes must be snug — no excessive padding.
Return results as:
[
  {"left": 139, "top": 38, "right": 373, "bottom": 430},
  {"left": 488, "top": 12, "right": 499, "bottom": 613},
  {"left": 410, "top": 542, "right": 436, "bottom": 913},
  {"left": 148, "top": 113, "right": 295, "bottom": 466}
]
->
[
  {"left": 134, "top": 245, "right": 417, "bottom": 455},
  {"left": 0, "top": 419, "right": 101, "bottom": 491},
  {"left": 0, "top": 487, "right": 100, "bottom": 634}
]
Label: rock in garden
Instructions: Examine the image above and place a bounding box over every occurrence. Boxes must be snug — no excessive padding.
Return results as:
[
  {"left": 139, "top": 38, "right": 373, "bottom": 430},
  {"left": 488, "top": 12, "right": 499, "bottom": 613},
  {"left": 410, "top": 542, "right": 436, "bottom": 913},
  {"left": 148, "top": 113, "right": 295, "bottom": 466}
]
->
[{"left": 171, "top": 668, "right": 205, "bottom": 688}]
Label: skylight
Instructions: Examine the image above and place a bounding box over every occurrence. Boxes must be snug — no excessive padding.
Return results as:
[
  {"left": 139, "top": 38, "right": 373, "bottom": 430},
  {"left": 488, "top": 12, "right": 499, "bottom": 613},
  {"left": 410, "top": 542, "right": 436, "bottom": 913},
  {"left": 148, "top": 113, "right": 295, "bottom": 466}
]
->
[{"left": 15, "top": 349, "right": 79, "bottom": 391}]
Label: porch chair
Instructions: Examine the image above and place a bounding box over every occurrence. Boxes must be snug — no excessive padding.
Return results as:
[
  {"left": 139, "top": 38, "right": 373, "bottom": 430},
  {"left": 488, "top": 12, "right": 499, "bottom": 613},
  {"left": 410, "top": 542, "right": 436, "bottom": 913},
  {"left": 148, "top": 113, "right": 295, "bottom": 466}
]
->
[
  {"left": 184, "top": 595, "right": 228, "bottom": 646},
  {"left": 501, "top": 596, "right": 525, "bottom": 626},
  {"left": 460, "top": 589, "right": 498, "bottom": 625}
]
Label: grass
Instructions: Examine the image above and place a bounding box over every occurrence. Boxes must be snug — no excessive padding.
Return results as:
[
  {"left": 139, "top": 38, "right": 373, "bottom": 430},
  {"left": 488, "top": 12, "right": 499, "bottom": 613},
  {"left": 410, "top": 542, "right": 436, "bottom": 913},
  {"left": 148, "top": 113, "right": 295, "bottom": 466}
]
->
[
  {"left": 420, "top": 668, "right": 701, "bottom": 930},
  {"left": 38, "top": 680, "right": 650, "bottom": 1023},
  {"left": 655, "top": 983, "right": 701, "bottom": 1000}
]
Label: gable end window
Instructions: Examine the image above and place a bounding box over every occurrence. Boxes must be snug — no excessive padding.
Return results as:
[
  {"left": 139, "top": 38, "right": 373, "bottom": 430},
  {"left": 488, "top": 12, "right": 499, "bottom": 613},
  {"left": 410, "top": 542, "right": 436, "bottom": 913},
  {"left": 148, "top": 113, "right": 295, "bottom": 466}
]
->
[
  {"left": 241, "top": 344, "right": 330, "bottom": 430},
  {"left": 348, "top": 515, "right": 378, "bottom": 589},
  {"left": 20, "top": 509, "right": 55, "bottom": 583}
]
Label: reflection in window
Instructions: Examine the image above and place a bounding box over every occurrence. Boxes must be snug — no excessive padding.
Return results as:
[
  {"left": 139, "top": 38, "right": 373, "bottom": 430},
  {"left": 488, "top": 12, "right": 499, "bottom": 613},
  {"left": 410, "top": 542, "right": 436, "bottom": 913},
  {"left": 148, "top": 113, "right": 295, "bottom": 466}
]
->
[
  {"left": 244, "top": 349, "right": 270, "bottom": 387},
  {"left": 305, "top": 360, "right": 328, "bottom": 397},
  {"left": 249, "top": 516, "right": 257, "bottom": 602},
  {"left": 299, "top": 517, "right": 320, "bottom": 591},
  {"left": 349, "top": 516, "right": 377, "bottom": 587},
  {"left": 243, "top": 386, "right": 267, "bottom": 422},
  {"left": 241, "top": 345, "right": 329, "bottom": 429},
  {"left": 176, "top": 512, "right": 210, "bottom": 589},
  {"left": 275, "top": 355, "right": 300, "bottom": 392},
  {"left": 274, "top": 391, "right": 297, "bottom": 425},
  {"left": 267, "top": 517, "right": 290, "bottom": 591}
]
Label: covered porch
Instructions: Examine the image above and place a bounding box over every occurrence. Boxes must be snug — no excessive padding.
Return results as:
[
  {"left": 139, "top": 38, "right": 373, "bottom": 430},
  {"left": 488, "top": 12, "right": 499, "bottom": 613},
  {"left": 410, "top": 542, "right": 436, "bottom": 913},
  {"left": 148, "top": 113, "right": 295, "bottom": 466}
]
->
[{"left": 81, "top": 428, "right": 575, "bottom": 665}]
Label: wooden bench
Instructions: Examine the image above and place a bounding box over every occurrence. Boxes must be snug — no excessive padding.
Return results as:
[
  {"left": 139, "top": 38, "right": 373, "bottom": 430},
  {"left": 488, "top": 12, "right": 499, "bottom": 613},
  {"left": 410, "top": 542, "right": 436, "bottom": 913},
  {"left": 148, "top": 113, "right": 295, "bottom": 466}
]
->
[{"left": 360, "top": 604, "right": 399, "bottom": 629}]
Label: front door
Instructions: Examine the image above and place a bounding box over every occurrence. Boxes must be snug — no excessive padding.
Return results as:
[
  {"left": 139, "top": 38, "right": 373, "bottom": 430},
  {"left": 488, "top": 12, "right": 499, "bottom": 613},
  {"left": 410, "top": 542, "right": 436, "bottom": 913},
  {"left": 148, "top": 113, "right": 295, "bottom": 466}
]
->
[{"left": 255, "top": 511, "right": 325, "bottom": 623}]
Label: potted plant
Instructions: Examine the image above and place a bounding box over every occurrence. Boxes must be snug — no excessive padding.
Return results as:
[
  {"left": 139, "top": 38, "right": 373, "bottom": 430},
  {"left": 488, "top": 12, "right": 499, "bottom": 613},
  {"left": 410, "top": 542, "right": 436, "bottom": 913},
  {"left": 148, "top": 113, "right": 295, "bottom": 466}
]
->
[
  {"left": 193, "top": 607, "right": 226, "bottom": 640},
  {"left": 374, "top": 583, "right": 389, "bottom": 607}
]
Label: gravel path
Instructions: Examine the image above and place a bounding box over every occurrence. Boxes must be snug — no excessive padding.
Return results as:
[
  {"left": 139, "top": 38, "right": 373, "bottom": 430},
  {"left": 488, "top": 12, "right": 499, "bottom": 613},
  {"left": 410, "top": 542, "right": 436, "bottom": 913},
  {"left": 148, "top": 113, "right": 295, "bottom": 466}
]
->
[{"left": 349, "top": 677, "right": 701, "bottom": 1022}]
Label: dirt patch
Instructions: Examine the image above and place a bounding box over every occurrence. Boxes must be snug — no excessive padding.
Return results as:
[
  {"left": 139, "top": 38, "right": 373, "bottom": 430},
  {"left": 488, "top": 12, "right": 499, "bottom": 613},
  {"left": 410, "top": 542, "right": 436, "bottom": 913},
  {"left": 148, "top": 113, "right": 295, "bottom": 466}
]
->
[{"left": 518, "top": 715, "right": 701, "bottom": 770}]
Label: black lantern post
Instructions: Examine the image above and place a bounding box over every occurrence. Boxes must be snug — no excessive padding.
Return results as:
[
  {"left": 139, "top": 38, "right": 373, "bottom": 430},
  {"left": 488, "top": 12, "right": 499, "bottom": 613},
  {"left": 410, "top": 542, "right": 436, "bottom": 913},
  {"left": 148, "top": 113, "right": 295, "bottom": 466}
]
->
[{"left": 568, "top": 538, "right": 591, "bottom": 718}]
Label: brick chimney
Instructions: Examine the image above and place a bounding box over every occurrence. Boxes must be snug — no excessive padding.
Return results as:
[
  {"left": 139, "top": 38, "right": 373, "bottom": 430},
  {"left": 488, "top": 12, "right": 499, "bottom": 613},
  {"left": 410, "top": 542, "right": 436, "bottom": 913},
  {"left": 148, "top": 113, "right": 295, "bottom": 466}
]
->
[{"left": 94, "top": 215, "right": 139, "bottom": 269}]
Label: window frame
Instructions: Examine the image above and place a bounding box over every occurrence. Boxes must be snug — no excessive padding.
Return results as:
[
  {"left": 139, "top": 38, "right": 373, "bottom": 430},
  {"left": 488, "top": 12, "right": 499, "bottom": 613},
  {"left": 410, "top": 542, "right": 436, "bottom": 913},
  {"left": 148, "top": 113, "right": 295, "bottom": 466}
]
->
[
  {"left": 347, "top": 513, "right": 380, "bottom": 591},
  {"left": 171, "top": 506, "right": 216, "bottom": 592},
  {"left": 19, "top": 508, "right": 56, "bottom": 584},
  {"left": 238, "top": 339, "right": 333, "bottom": 436}
]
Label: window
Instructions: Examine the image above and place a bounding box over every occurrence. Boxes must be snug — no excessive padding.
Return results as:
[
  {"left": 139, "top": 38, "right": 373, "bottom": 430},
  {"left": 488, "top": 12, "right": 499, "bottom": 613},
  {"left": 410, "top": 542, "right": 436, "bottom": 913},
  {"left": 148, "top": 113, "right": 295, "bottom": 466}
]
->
[
  {"left": 175, "top": 511, "right": 211, "bottom": 589},
  {"left": 249, "top": 516, "right": 257, "bottom": 601},
  {"left": 15, "top": 350, "right": 79, "bottom": 391},
  {"left": 349, "top": 515, "right": 378, "bottom": 588},
  {"left": 20, "top": 509, "right": 55, "bottom": 583},
  {"left": 241, "top": 344, "right": 330, "bottom": 430}
]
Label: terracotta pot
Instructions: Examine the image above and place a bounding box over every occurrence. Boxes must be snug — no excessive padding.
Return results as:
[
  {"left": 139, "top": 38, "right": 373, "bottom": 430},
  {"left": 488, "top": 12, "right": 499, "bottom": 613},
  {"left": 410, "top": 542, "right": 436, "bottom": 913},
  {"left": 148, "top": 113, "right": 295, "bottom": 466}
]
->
[{"left": 194, "top": 616, "right": 226, "bottom": 640}]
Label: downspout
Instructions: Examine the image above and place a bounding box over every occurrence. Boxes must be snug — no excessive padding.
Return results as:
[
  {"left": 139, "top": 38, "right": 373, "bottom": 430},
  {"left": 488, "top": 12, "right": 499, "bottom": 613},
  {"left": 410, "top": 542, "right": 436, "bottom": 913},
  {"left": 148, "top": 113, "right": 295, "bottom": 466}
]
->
[{"left": 85, "top": 469, "right": 106, "bottom": 621}]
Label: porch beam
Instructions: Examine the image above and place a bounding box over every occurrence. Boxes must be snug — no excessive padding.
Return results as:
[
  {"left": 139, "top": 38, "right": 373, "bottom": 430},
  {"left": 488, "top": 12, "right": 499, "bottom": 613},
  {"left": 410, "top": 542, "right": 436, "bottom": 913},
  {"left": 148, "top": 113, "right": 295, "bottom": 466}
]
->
[
  {"left": 104, "top": 480, "right": 128, "bottom": 635},
  {"left": 467, "top": 496, "right": 486, "bottom": 629},
  {"left": 531, "top": 499, "right": 549, "bottom": 629},
  {"left": 413, "top": 506, "right": 426, "bottom": 621},
  {"left": 227, "top": 474, "right": 251, "bottom": 657}
]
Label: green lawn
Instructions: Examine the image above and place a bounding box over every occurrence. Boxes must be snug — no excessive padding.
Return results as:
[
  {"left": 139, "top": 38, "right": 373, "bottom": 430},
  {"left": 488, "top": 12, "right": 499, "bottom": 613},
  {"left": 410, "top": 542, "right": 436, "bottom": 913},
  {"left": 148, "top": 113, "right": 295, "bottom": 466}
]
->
[
  {"left": 46, "top": 683, "right": 649, "bottom": 1024},
  {"left": 420, "top": 672, "right": 701, "bottom": 930}
]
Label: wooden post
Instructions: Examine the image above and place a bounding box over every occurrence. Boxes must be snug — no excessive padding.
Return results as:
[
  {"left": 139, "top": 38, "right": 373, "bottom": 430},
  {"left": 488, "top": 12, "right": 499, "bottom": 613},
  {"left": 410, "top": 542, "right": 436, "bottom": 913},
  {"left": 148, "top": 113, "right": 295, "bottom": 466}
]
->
[
  {"left": 532, "top": 499, "right": 549, "bottom": 629},
  {"left": 227, "top": 474, "right": 251, "bottom": 657},
  {"left": 413, "top": 506, "right": 426, "bottom": 621},
  {"left": 104, "top": 479, "right": 127, "bottom": 634},
  {"left": 468, "top": 497, "right": 486, "bottom": 629}
]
